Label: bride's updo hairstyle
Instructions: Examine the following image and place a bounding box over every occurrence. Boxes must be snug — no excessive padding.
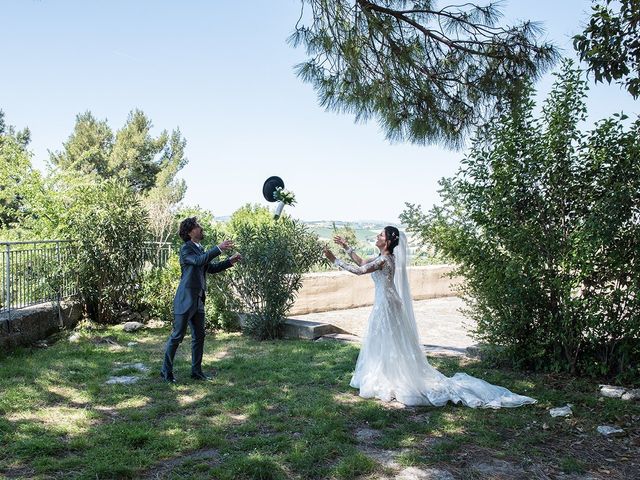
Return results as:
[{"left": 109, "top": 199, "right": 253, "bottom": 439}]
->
[{"left": 384, "top": 226, "right": 400, "bottom": 253}]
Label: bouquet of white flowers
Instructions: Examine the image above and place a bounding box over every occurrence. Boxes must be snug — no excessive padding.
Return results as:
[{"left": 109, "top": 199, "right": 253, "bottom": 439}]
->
[{"left": 273, "top": 187, "right": 296, "bottom": 219}]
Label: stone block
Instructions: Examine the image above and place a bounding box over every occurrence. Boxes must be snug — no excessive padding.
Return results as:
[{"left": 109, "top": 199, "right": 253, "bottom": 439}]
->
[{"left": 0, "top": 301, "right": 82, "bottom": 352}]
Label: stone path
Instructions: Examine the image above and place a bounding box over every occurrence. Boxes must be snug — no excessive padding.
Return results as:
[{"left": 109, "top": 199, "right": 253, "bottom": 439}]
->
[{"left": 293, "top": 296, "right": 477, "bottom": 357}]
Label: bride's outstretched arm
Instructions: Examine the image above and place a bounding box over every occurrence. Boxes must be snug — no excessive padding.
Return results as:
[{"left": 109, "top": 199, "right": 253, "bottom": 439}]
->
[
  {"left": 334, "top": 256, "right": 386, "bottom": 275},
  {"left": 333, "top": 235, "right": 365, "bottom": 266},
  {"left": 344, "top": 248, "right": 365, "bottom": 266}
]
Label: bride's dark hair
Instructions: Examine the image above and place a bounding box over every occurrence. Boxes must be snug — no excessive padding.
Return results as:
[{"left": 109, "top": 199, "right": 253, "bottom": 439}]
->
[{"left": 384, "top": 226, "right": 400, "bottom": 253}]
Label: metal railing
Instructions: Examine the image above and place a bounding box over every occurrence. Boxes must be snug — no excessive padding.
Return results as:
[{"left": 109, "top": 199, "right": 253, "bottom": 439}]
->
[
  {"left": 142, "top": 241, "right": 173, "bottom": 269},
  {"left": 1, "top": 240, "right": 172, "bottom": 318},
  {"left": 1, "top": 240, "right": 78, "bottom": 316}
]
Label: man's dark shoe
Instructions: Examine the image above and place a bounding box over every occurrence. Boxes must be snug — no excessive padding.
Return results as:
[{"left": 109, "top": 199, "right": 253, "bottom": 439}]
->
[
  {"left": 191, "top": 372, "right": 212, "bottom": 381},
  {"left": 160, "top": 372, "right": 177, "bottom": 383}
]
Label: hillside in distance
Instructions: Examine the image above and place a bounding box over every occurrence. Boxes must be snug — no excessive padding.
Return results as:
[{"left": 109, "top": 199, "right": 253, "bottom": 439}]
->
[{"left": 304, "top": 220, "right": 397, "bottom": 243}]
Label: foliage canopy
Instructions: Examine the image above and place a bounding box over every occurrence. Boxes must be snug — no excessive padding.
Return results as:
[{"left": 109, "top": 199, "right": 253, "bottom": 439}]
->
[
  {"left": 574, "top": 0, "right": 640, "bottom": 98},
  {"left": 402, "top": 60, "right": 640, "bottom": 379},
  {"left": 291, "top": 0, "right": 558, "bottom": 147}
]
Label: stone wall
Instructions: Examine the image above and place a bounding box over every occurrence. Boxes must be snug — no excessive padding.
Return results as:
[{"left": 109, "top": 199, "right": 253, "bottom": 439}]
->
[
  {"left": 289, "top": 265, "right": 460, "bottom": 315},
  {"left": 0, "top": 301, "right": 83, "bottom": 352},
  {"left": 0, "top": 266, "right": 459, "bottom": 350}
]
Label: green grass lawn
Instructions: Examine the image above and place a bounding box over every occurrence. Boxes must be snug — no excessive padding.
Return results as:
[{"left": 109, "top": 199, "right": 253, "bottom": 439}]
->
[{"left": 0, "top": 327, "right": 638, "bottom": 479}]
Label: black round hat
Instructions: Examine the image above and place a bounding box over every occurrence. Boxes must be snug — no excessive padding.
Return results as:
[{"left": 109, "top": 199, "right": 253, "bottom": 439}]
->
[{"left": 262, "top": 176, "right": 285, "bottom": 202}]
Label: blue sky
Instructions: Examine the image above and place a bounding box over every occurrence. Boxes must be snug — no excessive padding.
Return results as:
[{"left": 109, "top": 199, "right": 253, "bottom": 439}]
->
[{"left": 1, "top": 0, "right": 637, "bottom": 222}]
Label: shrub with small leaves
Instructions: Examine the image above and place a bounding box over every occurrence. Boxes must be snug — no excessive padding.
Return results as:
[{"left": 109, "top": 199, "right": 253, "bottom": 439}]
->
[
  {"left": 140, "top": 253, "right": 180, "bottom": 324},
  {"left": 224, "top": 204, "right": 324, "bottom": 339},
  {"left": 402, "top": 60, "right": 640, "bottom": 380}
]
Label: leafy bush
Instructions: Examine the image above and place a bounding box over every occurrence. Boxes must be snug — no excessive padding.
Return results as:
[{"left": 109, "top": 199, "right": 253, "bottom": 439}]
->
[
  {"left": 140, "top": 253, "right": 180, "bottom": 323},
  {"left": 62, "top": 179, "right": 150, "bottom": 324},
  {"left": 402, "top": 60, "right": 640, "bottom": 380},
  {"left": 224, "top": 205, "right": 325, "bottom": 339}
]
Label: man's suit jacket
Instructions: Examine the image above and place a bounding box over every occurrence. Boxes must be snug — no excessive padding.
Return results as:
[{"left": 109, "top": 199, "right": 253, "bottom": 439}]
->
[{"left": 173, "top": 240, "right": 233, "bottom": 315}]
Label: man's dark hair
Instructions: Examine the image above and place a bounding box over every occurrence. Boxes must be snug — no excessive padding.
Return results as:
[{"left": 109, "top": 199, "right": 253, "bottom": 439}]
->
[{"left": 179, "top": 217, "right": 199, "bottom": 242}]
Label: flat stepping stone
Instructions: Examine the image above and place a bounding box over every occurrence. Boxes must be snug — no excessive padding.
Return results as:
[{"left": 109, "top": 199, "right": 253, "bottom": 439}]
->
[
  {"left": 122, "top": 321, "right": 144, "bottom": 332},
  {"left": 600, "top": 385, "right": 627, "bottom": 398},
  {"left": 470, "top": 459, "right": 526, "bottom": 477},
  {"left": 597, "top": 425, "right": 625, "bottom": 436},
  {"left": 105, "top": 375, "right": 139, "bottom": 385},
  {"left": 355, "top": 427, "right": 381, "bottom": 443},
  {"left": 549, "top": 405, "right": 573, "bottom": 417}
]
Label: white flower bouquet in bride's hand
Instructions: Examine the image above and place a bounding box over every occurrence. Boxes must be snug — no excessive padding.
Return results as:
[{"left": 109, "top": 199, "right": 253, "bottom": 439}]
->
[{"left": 273, "top": 187, "right": 296, "bottom": 219}]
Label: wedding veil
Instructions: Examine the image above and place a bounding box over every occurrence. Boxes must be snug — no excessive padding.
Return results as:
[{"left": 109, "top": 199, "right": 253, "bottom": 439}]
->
[{"left": 393, "top": 232, "right": 421, "bottom": 340}]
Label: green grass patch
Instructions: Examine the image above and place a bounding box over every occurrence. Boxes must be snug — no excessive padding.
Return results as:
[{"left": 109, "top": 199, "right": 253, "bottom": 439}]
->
[
  {"left": 332, "top": 451, "right": 378, "bottom": 479},
  {"left": 560, "top": 456, "right": 587, "bottom": 474},
  {"left": 0, "top": 327, "right": 638, "bottom": 479}
]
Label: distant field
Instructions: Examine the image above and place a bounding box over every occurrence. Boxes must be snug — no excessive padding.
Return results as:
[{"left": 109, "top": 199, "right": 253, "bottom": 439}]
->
[
  {"left": 308, "top": 226, "right": 380, "bottom": 243},
  {"left": 306, "top": 222, "right": 447, "bottom": 266}
]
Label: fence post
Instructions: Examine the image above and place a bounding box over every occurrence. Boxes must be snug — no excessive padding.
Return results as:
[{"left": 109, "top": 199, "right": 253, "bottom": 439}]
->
[
  {"left": 4, "top": 243, "right": 11, "bottom": 324},
  {"left": 56, "top": 241, "right": 64, "bottom": 327}
]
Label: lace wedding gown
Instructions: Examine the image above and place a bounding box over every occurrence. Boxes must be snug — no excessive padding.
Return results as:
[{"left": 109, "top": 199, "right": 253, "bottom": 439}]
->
[{"left": 334, "top": 238, "right": 536, "bottom": 408}]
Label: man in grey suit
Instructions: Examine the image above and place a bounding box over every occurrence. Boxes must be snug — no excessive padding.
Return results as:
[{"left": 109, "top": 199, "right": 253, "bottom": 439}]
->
[{"left": 161, "top": 217, "right": 241, "bottom": 383}]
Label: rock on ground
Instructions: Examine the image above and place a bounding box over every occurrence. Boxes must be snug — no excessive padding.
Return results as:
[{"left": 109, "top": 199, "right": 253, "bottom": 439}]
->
[
  {"left": 105, "top": 375, "right": 139, "bottom": 385},
  {"left": 122, "top": 321, "right": 144, "bottom": 332},
  {"left": 394, "top": 466, "right": 455, "bottom": 480},
  {"left": 599, "top": 385, "right": 627, "bottom": 398},
  {"left": 597, "top": 425, "right": 625, "bottom": 436},
  {"left": 549, "top": 405, "right": 573, "bottom": 417}
]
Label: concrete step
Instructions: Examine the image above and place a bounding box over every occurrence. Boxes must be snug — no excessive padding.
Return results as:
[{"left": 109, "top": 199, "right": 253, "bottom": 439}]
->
[{"left": 282, "top": 318, "right": 349, "bottom": 340}]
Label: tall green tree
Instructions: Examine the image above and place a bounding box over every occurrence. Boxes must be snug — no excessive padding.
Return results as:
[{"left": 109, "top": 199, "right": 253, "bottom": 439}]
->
[
  {"left": 402, "top": 61, "right": 640, "bottom": 378},
  {"left": 109, "top": 109, "right": 168, "bottom": 192},
  {"left": 290, "top": 0, "right": 558, "bottom": 147},
  {"left": 0, "top": 111, "right": 43, "bottom": 235},
  {"left": 574, "top": 0, "right": 640, "bottom": 98},
  {"left": 143, "top": 129, "right": 188, "bottom": 243},
  {"left": 49, "top": 111, "right": 113, "bottom": 178},
  {"left": 50, "top": 109, "right": 186, "bottom": 195}
]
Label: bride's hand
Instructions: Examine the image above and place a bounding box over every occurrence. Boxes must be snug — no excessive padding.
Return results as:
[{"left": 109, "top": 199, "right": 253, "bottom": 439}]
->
[
  {"left": 323, "top": 246, "right": 336, "bottom": 262},
  {"left": 333, "top": 235, "right": 347, "bottom": 248}
]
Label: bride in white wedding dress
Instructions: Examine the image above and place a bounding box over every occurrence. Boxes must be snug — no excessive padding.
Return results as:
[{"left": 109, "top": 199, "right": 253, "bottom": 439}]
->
[{"left": 323, "top": 226, "right": 536, "bottom": 408}]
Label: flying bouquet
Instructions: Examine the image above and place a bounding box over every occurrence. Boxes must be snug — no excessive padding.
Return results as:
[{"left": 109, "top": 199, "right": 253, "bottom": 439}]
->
[
  {"left": 273, "top": 187, "right": 296, "bottom": 219},
  {"left": 262, "top": 176, "right": 296, "bottom": 219}
]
